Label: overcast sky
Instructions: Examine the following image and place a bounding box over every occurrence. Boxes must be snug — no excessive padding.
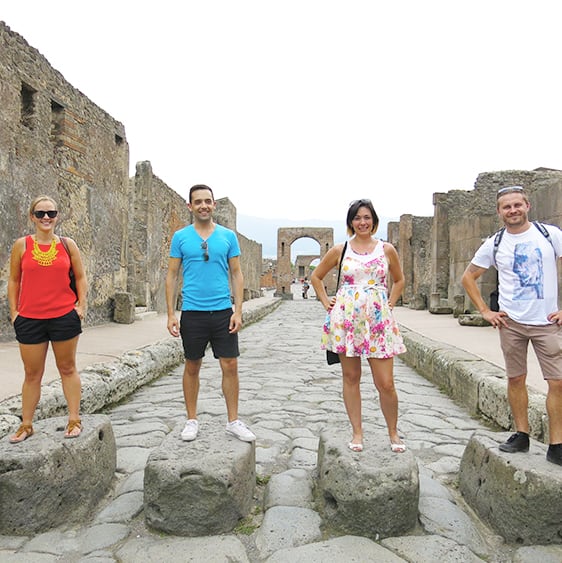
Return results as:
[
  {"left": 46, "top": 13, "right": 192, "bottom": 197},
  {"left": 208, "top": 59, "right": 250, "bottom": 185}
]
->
[{"left": 3, "top": 1, "right": 562, "bottom": 223}]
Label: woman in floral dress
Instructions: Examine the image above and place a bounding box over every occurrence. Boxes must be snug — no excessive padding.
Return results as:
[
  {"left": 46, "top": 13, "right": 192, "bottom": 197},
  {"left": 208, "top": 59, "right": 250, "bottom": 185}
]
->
[{"left": 311, "top": 199, "right": 406, "bottom": 453}]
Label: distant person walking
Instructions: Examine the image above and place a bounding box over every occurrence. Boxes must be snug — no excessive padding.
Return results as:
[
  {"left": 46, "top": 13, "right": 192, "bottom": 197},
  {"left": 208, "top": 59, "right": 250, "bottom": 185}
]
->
[
  {"left": 166, "top": 185, "right": 255, "bottom": 443},
  {"left": 302, "top": 278, "right": 310, "bottom": 299},
  {"left": 311, "top": 199, "right": 406, "bottom": 453},
  {"left": 8, "top": 195, "right": 87, "bottom": 443},
  {"left": 462, "top": 185, "right": 562, "bottom": 466}
]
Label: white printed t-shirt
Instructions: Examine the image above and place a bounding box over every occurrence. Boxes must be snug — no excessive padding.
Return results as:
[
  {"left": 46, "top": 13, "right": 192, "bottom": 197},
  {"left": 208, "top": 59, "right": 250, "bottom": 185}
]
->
[{"left": 471, "top": 223, "right": 562, "bottom": 325}]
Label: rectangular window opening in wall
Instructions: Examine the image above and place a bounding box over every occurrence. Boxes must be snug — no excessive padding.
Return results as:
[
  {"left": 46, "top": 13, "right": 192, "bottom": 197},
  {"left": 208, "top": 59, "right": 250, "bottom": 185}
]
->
[
  {"left": 115, "top": 134, "right": 123, "bottom": 145},
  {"left": 21, "top": 83, "right": 37, "bottom": 129},
  {"left": 50, "top": 100, "right": 65, "bottom": 144}
]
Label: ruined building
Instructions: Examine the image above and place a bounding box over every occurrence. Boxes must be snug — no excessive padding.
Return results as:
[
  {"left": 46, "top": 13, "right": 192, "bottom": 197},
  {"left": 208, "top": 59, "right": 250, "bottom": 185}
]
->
[
  {"left": 388, "top": 168, "right": 562, "bottom": 313},
  {"left": 0, "top": 22, "right": 261, "bottom": 341}
]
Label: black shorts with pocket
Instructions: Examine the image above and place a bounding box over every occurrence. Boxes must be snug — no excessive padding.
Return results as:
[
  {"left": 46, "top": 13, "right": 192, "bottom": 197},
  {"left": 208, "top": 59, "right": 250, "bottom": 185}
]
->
[
  {"left": 180, "top": 309, "right": 239, "bottom": 360},
  {"left": 14, "top": 309, "right": 82, "bottom": 345}
]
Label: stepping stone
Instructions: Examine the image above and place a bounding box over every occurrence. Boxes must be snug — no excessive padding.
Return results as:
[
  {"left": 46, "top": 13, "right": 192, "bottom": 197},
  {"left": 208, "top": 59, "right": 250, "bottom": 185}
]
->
[
  {"left": 144, "top": 421, "right": 255, "bottom": 535},
  {"left": 459, "top": 429, "right": 562, "bottom": 545},
  {"left": 316, "top": 428, "right": 419, "bottom": 539},
  {"left": 0, "top": 415, "right": 116, "bottom": 534}
]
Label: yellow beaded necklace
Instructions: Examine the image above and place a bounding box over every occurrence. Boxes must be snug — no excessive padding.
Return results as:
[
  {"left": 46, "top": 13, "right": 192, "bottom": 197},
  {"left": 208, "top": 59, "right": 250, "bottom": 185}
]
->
[{"left": 32, "top": 237, "right": 58, "bottom": 266}]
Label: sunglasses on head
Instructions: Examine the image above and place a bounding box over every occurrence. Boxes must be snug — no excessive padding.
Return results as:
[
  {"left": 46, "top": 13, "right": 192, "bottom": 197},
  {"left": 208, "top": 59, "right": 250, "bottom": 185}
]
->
[
  {"left": 33, "top": 210, "right": 58, "bottom": 219},
  {"left": 497, "top": 186, "right": 524, "bottom": 198},
  {"left": 201, "top": 241, "right": 209, "bottom": 261},
  {"left": 349, "top": 199, "right": 372, "bottom": 207}
]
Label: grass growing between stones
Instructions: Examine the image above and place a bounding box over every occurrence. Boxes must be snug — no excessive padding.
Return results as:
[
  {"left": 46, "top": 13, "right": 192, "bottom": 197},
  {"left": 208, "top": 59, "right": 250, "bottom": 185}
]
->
[
  {"left": 234, "top": 515, "right": 260, "bottom": 535},
  {"left": 256, "top": 474, "right": 271, "bottom": 487},
  {"left": 234, "top": 474, "right": 270, "bottom": 536}
]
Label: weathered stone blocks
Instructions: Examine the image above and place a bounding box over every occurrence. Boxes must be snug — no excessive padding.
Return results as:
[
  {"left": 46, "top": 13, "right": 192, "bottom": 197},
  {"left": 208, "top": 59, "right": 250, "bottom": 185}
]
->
[
  {"left": 144, "top": 422, "right": 255, "bottom": 536},
  {"left": 113, "top": 291, "right": 136, "bottom": 324},
  {"left": 315, "top": 428, "right": 419, "bottom": 539},
  {"left": 459, "top": 430, "right": 562, "bottom": 544},
  {"left": 0, "top": 415, "right": 116, "bottom": 534}
]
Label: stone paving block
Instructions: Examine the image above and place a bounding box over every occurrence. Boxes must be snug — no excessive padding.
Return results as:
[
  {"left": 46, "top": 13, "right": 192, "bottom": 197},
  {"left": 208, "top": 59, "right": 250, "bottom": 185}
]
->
[
  {"left": 255, "top": 505, "right": 322, "bottom": 559},
  {"left": 316, "top": 428, "right": 419, "bottom": 539},
  {"left": 0, "top": 415, "right": 116, "bottom": 535},
  {"left": 264, "top": 534, "right": 404, "bottom": 562},
  {"left": 264, "top": 468, "right": 314, "bottom": 509},
  {"left": 459, "top": 430, "right": 562, "bottom": 545},
  {"left": 381, "top": 535, "right": 486, "bottom": 562},
  {"left": 116, "top": 535, "right": 250, "bottom": 563},
  {"left": 144, "top": 422, "right": 255, "bottom": 536}
]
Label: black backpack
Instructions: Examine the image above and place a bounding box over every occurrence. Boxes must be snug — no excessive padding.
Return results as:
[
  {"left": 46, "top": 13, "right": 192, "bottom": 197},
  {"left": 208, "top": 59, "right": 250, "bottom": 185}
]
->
[{"left": 489, "top": 221, "right": 554, "bottom": 311}]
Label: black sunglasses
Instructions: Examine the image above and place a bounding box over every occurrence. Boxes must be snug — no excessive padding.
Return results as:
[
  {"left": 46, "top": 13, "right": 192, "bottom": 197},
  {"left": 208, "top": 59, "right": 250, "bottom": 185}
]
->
[
  {"left": 33, "top": 210, "right": 58, "bottom": 219},
  {"left": 201, "top": 241, "right": 209, "bottom": 261}
]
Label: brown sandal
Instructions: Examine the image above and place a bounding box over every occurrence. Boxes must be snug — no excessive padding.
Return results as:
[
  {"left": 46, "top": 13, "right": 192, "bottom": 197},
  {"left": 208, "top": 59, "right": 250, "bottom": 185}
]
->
[
  {"left": 64, "top": 419, "right": 82, "bottom": 439},
  {"left": 9, "top": 424, "right": 34, "bottom": 444}
]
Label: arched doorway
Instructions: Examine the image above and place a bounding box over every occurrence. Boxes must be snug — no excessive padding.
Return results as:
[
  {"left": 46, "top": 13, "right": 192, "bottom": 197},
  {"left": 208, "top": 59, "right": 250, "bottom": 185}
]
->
[{"left": 275, "top": 227, "right": 335, "bottom": 298}]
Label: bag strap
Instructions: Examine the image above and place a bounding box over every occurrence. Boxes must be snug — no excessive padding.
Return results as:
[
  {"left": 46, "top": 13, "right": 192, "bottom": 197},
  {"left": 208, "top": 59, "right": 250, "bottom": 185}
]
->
[
  {"left": 493, "top": 221, "right": 555, "bottom": 266},
  {"left": 335, "top": 241, "right": 348, "bottom": 289},
  {"left": 60, "top": 236, "right": 74, "bottom": 274},
  {"left": 60, "top": 236, "right": 70, "bottom": 257}
]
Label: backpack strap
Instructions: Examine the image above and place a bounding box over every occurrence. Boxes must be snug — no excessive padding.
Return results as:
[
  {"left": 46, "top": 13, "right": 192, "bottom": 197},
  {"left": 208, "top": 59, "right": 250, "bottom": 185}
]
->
[
  {"left": 492, "top": 227, "right": 505, "bottom": 268},
  {"left": 493, "top": 221, "right": 555, "bottom": 266},
  {"left": 533, "top": 220, "right": 552, "bottom": 242}
]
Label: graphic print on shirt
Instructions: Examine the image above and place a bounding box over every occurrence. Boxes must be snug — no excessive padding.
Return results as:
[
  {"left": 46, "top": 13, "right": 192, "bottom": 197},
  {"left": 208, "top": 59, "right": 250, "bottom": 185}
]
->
[{"left": 513, "top": 242, "right": 544, "bottom": 301}]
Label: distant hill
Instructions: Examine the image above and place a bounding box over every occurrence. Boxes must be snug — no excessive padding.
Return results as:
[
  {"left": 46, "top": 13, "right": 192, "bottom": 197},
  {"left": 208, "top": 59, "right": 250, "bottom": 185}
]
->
[{"left": 237, "top": 214, "right": 394, "bottom": 259}]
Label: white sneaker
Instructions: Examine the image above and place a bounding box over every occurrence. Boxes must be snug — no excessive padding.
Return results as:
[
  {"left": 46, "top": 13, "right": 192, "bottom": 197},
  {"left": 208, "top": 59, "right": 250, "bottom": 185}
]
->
[
  {"left": 181, "top": 419, "right": 199, "bottom": 441},
  {"left": 225, "top": 420, "right": 256, "bottom": 442}
]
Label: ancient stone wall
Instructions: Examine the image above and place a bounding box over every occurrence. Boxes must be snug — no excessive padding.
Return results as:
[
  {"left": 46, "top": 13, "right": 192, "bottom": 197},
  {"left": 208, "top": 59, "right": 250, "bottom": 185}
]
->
[
  {"left": 295, "top": 255, "right": 318, "bottom": 280},
  {"left": 0, "top": 22, "right": 263, "bottom": 340},
  {"left": 389, "top": 215, "right": 433, "bottom": 309},
  {"left": 396, "top": 168, "right": 562, "bottom": 311},
  {"left": 260, "top": 259, "right": 277, "bottom": 289},
  {"left": 237, "top": 232, "right": 263, "bottom": 300},
  {"left": 129, "top": 162, "right": 189, "bottom": 312},
  {"left": 0, "top": 22, "right": 129, "bottom": 337},
  {"left": 215, "top": 197, "right": 263, "bottom": 300}
]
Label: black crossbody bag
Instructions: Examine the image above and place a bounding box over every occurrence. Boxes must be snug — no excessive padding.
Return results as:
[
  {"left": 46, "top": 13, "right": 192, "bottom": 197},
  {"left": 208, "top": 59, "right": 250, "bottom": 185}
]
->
[{"left": 326, "top": 241, "right": 348, "bottom": 365}]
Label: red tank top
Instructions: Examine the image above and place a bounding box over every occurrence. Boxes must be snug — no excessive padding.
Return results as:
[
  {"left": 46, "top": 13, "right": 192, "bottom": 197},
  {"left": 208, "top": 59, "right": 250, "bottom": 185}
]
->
[{"left": 18, "top": 235, "right": 77, "bottom": 319}]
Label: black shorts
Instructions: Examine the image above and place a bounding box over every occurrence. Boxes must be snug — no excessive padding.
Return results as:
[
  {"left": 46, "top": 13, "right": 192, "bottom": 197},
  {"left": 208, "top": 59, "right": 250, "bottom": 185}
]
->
[
  {"left": 180, "top": 309, "right": 239, "bottom": 360},
  {"left": 14, "top": 309, "right": 82, "bottom": 345}
]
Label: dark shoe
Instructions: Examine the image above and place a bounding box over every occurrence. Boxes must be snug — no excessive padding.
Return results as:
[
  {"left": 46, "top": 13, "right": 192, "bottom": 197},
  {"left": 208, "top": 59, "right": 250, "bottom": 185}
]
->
[
  {"left": 499, "top": 432, "right": 529, "bottom": 453},
  {"left": 546, "top": 443, "right": 562, "bottom": 466}
]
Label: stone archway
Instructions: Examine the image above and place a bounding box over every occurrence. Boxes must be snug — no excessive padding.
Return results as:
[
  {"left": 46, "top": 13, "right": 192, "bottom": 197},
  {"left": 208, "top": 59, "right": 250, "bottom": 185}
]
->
[{"left": 275, "top": 227, "right": 334, "bottom": 298}]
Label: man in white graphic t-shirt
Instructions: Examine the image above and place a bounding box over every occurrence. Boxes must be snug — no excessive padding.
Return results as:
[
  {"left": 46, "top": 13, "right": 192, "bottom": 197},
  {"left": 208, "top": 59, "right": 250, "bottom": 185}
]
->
[{"left": 462, "top": 186, "right": 562, "bottom": 466}]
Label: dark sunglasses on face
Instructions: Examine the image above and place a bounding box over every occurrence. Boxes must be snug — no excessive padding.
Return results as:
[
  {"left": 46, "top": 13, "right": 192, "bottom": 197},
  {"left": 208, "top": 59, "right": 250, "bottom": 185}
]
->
[
  {"left": 201, "top": 241, "right": 209, "bottom": 261},
  {"left": 33, "top": 210, "right": 58, "bottom": 219}
]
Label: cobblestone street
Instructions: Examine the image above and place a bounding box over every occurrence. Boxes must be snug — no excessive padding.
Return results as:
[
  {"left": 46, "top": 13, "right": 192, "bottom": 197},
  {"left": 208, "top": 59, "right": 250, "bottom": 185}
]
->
[{"left": 1, "top": 299, "right": 561, "bottom": 562}]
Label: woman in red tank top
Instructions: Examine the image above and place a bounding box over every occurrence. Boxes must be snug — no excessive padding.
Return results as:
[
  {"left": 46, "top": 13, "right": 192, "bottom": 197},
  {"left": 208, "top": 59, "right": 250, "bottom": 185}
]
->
[{"left": 7, "top": 195, "right": 87, "bottom": 443}]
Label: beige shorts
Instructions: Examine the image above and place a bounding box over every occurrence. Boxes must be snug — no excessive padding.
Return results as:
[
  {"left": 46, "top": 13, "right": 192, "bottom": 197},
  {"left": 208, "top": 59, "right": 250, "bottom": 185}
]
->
[{"left": 499, "top": 318, "right": 562, "bottom": 380}]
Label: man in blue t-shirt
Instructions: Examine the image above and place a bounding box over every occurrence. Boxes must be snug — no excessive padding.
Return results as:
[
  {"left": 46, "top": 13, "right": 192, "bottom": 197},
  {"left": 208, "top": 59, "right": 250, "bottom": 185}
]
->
[{"left": 166, "top": 185, "right": 255, "bottom": 443}]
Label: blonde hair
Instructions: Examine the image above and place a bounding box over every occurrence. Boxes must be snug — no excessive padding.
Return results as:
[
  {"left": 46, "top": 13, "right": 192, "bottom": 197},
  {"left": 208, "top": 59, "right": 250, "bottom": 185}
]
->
[{"left": 29, "top": 195, "right": 57, "bottom": 215}]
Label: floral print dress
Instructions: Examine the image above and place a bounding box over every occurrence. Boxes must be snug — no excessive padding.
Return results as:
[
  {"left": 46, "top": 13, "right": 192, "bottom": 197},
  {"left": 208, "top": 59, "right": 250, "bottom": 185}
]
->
[{"left": 322, "top": 239, "right": 406, "bottom": 359}]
